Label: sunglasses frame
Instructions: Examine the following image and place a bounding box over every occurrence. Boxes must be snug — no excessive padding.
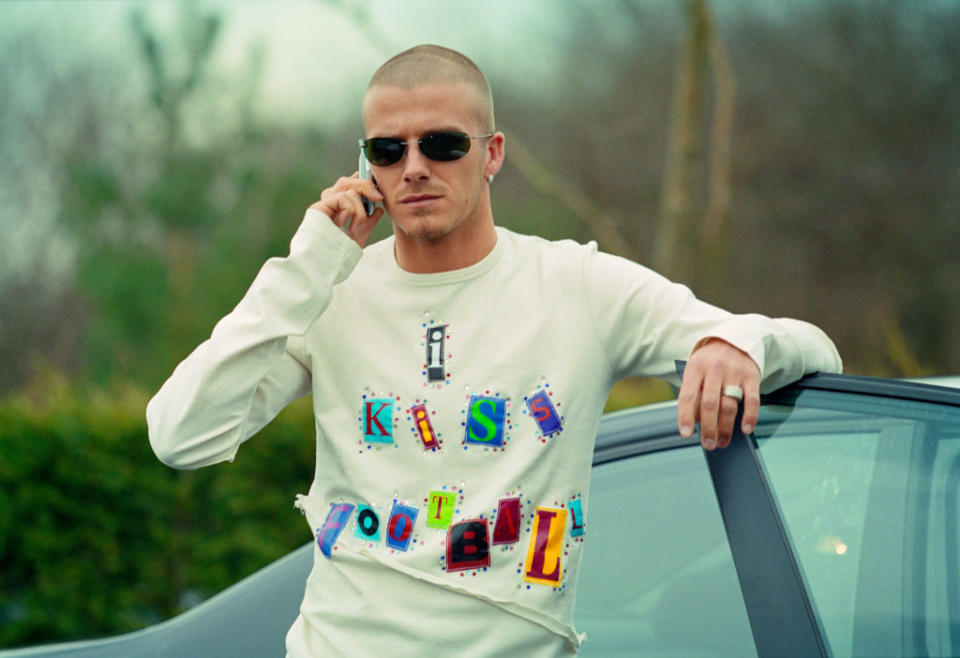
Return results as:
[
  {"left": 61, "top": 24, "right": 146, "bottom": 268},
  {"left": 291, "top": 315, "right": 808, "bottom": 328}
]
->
[{"left": 359, "top": 131, "right": 496, "bottom": 167}]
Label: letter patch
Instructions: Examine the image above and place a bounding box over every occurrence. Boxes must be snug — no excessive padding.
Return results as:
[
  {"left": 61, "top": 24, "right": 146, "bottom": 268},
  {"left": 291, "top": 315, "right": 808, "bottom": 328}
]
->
[
  {"left": 569, "top": 497, "right": 585, "bottom": 538},
  {"left": 492, "top": 497, "right": 522, "bottom": 545},
  {"left": 424, "top": 324, "right": 447, "bottom": 383},
  {"left": 523, "top": 507, "right": 567, "bottom": 587},
  {"left": 525, "top": 388, "right": 563, "bottom": 439},
  {"left": 317, "top": 503, "right": 355, "bottom": 558},
  {"left": 447, "top": 519, "right": 491, "bottom": 572},
  {"left": 463, "top": 395, "right": 507, "bottom": 447},
  {"left": 361, "top": 396, "right": 395, "bottom": 444},
  {"left": 409, "top": 402, "right": 441, "bottom": 451},
  {"left": 354, "top": 504, "right": 381, "bottom": 542},
  {"left": 426, "top": 490, "right": 456, "bottom": 529},
  {"left": 386, "top": 502, "right": 419, "bottom": 552}
]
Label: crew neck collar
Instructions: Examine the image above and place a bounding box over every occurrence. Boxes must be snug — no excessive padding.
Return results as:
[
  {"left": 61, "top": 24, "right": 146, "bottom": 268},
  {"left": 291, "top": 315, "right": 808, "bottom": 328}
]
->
[{"left": 382, "top": 227, "right": 505, "bottom": 286}]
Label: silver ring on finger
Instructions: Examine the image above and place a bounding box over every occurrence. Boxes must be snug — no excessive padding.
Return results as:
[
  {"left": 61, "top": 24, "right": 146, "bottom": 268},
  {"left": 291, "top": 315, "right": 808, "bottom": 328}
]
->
[{"left": 722, "top": 384, "right": 744, "bottom": 401}]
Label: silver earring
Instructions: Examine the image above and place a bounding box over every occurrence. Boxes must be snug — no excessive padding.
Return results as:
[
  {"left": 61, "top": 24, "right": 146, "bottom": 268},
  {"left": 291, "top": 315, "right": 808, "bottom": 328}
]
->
[{"left": 487, "top": 174, "right": 494, "bottom": 184}]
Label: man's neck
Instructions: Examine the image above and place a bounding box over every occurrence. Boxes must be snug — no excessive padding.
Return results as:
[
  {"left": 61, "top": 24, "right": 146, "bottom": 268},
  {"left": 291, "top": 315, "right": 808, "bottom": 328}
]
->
[{"left": 393, "top": 219, "right": 498, "bottom": 274}]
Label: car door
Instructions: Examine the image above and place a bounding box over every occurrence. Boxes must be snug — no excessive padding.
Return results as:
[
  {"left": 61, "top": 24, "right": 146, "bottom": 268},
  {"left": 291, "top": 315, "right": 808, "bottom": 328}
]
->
[
  {"left": 739, "top": 375, "right": 960, "bottom": 657},
  {"left": 575, "top": 374, "right": 960, "bottom": 658},
  {"left": 575, "top": 402, "right": 758, "bottom": 657}
]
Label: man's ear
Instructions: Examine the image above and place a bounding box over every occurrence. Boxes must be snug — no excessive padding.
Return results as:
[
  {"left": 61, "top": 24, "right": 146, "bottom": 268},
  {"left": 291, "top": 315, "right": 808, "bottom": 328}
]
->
[{"left": 483, "top": 131, "right": 506, "bottom": 181}]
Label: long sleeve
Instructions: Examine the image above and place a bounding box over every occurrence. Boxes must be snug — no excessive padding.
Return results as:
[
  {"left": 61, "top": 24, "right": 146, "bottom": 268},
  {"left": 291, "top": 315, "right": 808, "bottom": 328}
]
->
[
  {"left": 581, "top": 244, "right": 842, "bottom": 390},
  {"left": 146, "top": 210, "right": 362, "bottom": 469}
]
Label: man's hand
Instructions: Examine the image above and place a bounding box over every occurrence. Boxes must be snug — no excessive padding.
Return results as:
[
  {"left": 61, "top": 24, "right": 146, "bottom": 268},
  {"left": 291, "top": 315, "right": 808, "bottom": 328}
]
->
[
  {"left": 677, "top": 338, "right": 761, "bottom": 451},
  {"left": 310, "top": 173, "right": 385, "bottom": 248}
]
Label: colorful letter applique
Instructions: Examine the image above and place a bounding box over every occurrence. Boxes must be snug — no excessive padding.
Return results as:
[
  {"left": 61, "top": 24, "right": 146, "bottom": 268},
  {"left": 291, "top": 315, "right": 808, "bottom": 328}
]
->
[
  {"left": 447, "top": 519, "right": 491, "bottom": 572},
  {"left": 410, "top": 403, "right": 441, "bottom": 451},
  {"left": 492, "top": 497, "right": 521, "bottom": 545},
  {"left": 464, "top": 395, "right": 507, "bottom": 447},
  {"left": 363, "top": 398, "right": 395, "bottom": 443},
  {"left": 526, "top": 389, "right": 563, "bottom": 438},
  {"left": 317, "top": 503, "right": 355, "bottom": 558},
  {"left": 354, "top": 504, "right": 381, "bottom": 542},
  {"left": 424, "top": 325, "right": 447, "bottom": 383},
  {"left": 523, "top": 507, "right": 568, "bottom": 587},
  {"left": 386, "top": 502, "right": 419, "bottom": 552},
  {"left": 426, "top": 490, "right": 456, "bottom": 529},
  {"left": 569, "top": 498, "right": 585, "bottom": 538}
]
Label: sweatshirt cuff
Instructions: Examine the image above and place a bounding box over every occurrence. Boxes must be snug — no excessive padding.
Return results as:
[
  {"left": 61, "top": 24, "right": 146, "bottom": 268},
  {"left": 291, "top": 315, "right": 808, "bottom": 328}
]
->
[
  {"left": 294, "top": 208, "right": 363, "bottom": 284},
  {"left": 689, "top": 313, "right": 772, "bottom": 376}
]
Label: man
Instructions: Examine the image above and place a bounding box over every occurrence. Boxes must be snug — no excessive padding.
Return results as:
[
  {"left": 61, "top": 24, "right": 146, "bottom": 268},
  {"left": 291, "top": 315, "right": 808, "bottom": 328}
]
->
[{"left": 147, "top": 45, "right": 841, "bottom": 656}]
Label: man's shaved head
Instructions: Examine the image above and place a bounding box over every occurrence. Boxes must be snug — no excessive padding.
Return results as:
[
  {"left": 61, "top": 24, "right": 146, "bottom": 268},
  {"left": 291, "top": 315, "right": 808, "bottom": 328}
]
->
[{"left": 364, "top": 44, "right": 495, "bottom": 133}]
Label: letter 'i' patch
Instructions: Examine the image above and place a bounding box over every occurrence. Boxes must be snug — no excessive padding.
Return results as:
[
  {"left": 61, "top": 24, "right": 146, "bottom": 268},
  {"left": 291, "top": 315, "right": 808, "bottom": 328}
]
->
[
  {"left": 464, "top": 395, "right": 506, "bottom": 447},
  {"left": 317, "top": 503, "right": 354, "bottom": 558},
  {"left": 523, "top": 507, "right": 567, "bottom": 586},
  {"left": 385, "top": 502, "right": 419, "bottom": 552},
  {"left": 492, "top": 497, "right": 521, "bottom": 545},
  {"left": 425, "top": 324, "right": 447, "bottom": 383},
  {"left": 426, "top": 490, "right": 456, "bottom": 529},
  {"left": 411, "top": 403, "right": 440, "bottom": 450},
  {"left": 569, "top": 498, "right": 585, "bottom": 538},
  {"left": 447, "top": 519, "right": 491, "bottom": 572},
  {"left": 363, "top": 398, "right": 394, "bottom": 443},
  {"left": 354, "top": 504, "right": 381, "bottom": 542},
  {"left": 526, "top": 389, "right": 563, "bottom": 438}
]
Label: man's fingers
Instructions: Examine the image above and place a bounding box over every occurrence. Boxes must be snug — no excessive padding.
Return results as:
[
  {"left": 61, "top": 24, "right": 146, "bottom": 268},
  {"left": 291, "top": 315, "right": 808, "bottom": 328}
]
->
[
  {"left": 698, "top": 372, "right": 724, "bottom": 450},
  {"left": 716, "top": 393, "right": 739, "bottom": 449},
  {"left": 351, "top": 206, "right": 385, "bottom": 244},
  {"left": 360, "top": 180, "right": 384, "bottom": 203},
  {"left": 676, "top": 368, "right": 703, "bottom": 439},
  {"left": 741, "top": 385, "right": 760, "bottom": 435}
]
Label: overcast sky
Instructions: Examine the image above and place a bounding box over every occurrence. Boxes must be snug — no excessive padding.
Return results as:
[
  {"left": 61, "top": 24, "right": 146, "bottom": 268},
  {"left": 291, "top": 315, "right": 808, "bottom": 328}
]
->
[{"left": 1, "top": 0, "right": 576, "bottom": 127}]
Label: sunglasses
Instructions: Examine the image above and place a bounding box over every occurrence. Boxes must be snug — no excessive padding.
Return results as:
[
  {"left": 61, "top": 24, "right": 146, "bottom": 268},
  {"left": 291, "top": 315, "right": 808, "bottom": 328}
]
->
[{"left": 359, "top": 131, "right": 495, "bottom": 167}]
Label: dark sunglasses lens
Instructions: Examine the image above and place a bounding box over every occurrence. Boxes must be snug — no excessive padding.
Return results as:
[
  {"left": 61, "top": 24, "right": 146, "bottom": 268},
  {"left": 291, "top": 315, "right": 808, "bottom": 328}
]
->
[
  {"left": 421, "top": 132, "right": 471, "bottom": 161},
  {"left": 366, "top": 138, "right": 405, "bottom": 166}
]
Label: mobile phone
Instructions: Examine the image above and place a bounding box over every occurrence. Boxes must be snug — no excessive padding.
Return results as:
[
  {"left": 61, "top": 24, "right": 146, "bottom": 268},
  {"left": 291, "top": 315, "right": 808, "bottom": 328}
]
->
[{"left": 358, "top": 150, "right": 376, "bottom": 216}]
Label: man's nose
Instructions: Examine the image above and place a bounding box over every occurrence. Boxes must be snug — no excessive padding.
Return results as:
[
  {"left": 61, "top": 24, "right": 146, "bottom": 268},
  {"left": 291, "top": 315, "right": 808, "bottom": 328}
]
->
[{"left": 401, "top": 142, "right": 431, "bottom": 181}]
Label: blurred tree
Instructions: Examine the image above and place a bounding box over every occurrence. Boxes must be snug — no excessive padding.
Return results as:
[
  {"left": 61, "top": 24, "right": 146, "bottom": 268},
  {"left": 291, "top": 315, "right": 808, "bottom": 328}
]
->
[
  {"left": 655, "top": 0, "right": 735, "bottom": 298},
  {"left": 725, "top": 0, "right": 960, "bottom": 374}
]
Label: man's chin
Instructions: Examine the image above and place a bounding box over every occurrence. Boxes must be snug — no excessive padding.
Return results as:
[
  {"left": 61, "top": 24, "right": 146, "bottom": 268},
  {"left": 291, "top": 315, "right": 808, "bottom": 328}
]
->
[{"left": 394, "top": 214, "right": 453, "bottom": 242}]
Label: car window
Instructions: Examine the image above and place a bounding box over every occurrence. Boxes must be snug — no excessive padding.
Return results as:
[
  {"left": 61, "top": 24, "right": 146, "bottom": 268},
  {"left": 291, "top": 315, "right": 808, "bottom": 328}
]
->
[
  {"left": 575, "top": 445, "right": 757, "bottom": 657},
  {"left": 754, "top": 390, "right": 960, "bottom": 657}
]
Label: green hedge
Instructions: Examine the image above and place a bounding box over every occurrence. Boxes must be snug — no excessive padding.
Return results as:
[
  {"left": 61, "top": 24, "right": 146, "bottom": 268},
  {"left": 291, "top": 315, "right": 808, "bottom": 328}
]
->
[{"left": 0, "top": 383, "right": 315, "bottom": 649}]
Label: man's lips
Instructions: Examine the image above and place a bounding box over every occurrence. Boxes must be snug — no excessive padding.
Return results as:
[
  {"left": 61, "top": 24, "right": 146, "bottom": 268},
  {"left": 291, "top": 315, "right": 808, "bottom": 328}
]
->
[{"left": 400, "top": 194, "right": 442, "bottom": 205}]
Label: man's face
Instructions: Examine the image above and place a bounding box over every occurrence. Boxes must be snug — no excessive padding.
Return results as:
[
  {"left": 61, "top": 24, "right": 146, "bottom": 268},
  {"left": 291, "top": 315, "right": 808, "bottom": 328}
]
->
[{"left": 362, "top": 82, "right": 500, "bottom": 243}]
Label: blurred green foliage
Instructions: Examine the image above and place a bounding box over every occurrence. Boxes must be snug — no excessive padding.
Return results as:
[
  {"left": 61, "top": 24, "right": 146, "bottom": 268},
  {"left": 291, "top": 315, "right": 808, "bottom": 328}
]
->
[{"left": 0, "top": 373, "right": 315, "bottom": 647}]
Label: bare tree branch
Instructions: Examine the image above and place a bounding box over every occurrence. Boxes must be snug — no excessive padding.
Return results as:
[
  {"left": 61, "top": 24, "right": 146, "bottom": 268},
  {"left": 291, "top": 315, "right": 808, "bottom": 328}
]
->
[
  {"left": 701, "top": 9, "right": 735, "bottom": 242},
  {"left": 506, "top": 136, "right": 633, "bottom": 258}
]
